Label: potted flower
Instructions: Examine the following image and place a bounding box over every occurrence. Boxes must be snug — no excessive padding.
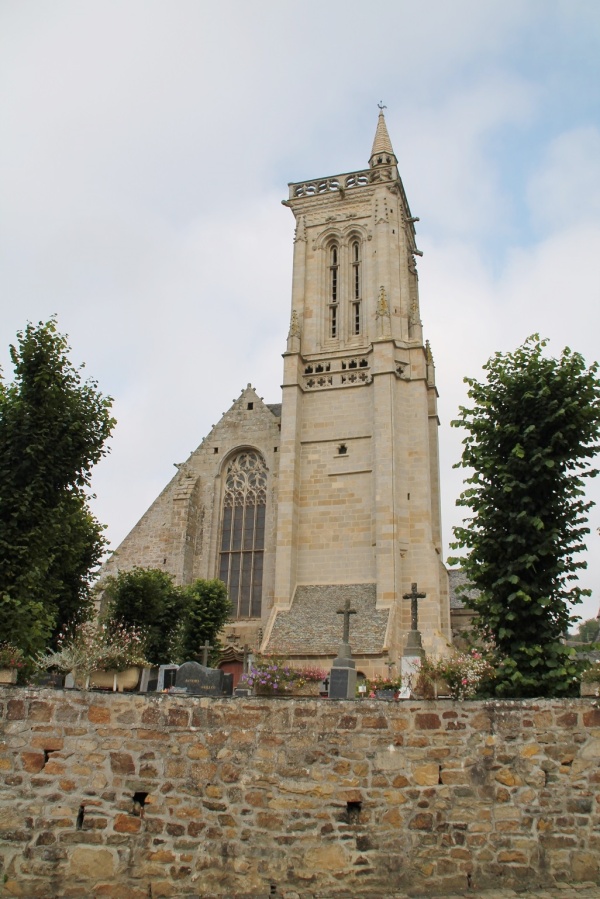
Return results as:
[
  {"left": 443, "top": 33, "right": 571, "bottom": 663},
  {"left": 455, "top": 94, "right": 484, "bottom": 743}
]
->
[
  {"left": 37, "top": 620, "right": 149, "bottom": 692},
  {"left": 293, "top": 665, "right": 328, "bottom": 696},
  {"left": 0, "top": 643, "right": 25, "bottom": 685},
  {"left": 239, "top": 656, "right": 298, "bottom": 696},
  {"left": 580, "top": 660, "right": 600, "bottom": 697},
  {"left": 367, "top": 673, "right": 403, "bottom": 700}
]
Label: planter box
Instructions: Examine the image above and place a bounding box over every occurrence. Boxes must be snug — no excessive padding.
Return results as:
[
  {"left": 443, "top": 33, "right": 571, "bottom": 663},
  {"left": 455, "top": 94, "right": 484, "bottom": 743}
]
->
[
  {"left": 0, "top": 668, "right": 17, "bottom": 685},
  {"left": 75, "top": 667, "right": 142, "bottom": 692},
  {"left": 292, "top": 681, "right": 322, "bottom": 697},
  {"left": 580, "top": 681, "right": 600, "bottom": 697}
]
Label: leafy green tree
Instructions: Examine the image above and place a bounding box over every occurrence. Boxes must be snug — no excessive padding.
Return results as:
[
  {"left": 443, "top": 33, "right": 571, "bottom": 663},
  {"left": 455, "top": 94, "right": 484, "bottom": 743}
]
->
[
  {"left": 450, "top": 336, "right": 600, "bottom": 697},
  {"left": 0, "top": 319, "right": 114, "bottom": 656},
  {"left": 101, "top": 567, "right": 187, "bottom": 664},
  {"left": 177, "top": 579, "right": 231, "bottom": 663}
]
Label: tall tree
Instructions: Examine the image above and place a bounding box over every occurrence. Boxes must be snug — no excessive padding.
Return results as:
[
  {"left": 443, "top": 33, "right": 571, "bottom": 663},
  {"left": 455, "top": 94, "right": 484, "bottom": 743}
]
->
[
  {"left": 450, "top": 336, "right": 600, "bottom": 697},
  {"left": 177, "top": 579, "right": 231, "bottom": 663},
  {"left": 101, "top": 567, "right": 187, "bottom": 664},
  {"left": 0, "top": 319, "right": 114, "bottom": 655}
]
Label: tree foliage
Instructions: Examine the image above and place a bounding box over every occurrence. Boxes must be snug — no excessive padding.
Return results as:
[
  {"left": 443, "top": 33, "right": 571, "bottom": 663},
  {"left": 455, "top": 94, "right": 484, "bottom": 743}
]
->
[
  {"left": 101, "top": 567, "right": 187, "bottom": 664},
  {"left": 0, "top": 319, "right": 115, "bottom": 656},
  {"left": 177, "top": 579, "right": 232, "bottom": 663},
  {"left": 573, "top": 617, "right": 600, "bottom": 645},
  {"left": 450, "top": 336, "right": 600, "bottom": 697}
]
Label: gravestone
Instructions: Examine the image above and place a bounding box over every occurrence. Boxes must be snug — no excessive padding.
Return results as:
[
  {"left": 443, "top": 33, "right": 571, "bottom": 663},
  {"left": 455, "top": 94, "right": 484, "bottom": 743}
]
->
[
  {"left": 222, "top": 672, "right": 234, "bottom": 696},
  {"left": 175, "top": 661, "right": 225, "bottom": 696},
  {"left": 157, "top": 664, "right": 179, "bottom": 692},
  {"left": 139, "top": 666, "right": 159, "bottom": 693},
  {"left": 399, "top": 582, "right": 426, "bottom": 698},
  {"left": 329, "top": 599, "right": 357, "bottom": 700}
]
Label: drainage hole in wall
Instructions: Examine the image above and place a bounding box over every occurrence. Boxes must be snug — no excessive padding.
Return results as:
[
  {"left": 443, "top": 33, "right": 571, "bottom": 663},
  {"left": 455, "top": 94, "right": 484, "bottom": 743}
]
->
[
  {"left": 76, "top": 804, "right": 85, "bottom": 830},
  {"left": 132, "top": 791, "right": 149, "bottom": 817},
  {"left": 346, "top": 800, "right": 362, "bottom": 824}
]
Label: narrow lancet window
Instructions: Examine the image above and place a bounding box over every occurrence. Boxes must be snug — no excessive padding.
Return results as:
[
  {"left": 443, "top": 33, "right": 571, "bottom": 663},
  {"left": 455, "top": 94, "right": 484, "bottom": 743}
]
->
[
  {"left": 329, "top": 244, "right": 339, "bottom": 338},
  {"left": 351, "top": 240, "right": 361, "bottom": 335},
  {"left": 219, "top": 451, "right": 266, "bottom": 618}
]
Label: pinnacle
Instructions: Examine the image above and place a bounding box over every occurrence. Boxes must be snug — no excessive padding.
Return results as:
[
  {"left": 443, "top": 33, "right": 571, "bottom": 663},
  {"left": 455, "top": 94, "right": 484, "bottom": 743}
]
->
[{"left": 370, "top": 109, "right": 397, "bottom": 168}]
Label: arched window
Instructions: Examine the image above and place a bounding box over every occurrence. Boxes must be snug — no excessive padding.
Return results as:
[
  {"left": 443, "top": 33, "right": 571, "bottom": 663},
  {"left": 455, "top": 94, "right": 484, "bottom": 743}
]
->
[
  {"left": 218, "top": 450, "right": 267, "bottom": 618},
  {"left": 329, "top": 244, "right": 339, "bottom": 338},
  {"left": 351, "top": 239, "right": 361, "bottom": 335}
]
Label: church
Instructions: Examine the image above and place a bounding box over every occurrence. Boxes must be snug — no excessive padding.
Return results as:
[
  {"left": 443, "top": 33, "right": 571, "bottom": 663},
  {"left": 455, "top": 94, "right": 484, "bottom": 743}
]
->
[{"left": 101, "top": 111, "right": 452, "bottom": 681}]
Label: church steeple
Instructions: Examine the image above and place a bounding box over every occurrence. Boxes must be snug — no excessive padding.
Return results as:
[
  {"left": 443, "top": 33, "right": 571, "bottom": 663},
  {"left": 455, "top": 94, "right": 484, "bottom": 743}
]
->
[{"left": 369, "top": 106, "right": 397, "bottom": 169}]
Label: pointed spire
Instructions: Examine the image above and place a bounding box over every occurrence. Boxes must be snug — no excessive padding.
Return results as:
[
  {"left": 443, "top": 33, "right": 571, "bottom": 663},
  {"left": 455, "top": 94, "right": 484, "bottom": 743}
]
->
[{"left": 369, "top": 104, "right": 397, "bottom": 169}]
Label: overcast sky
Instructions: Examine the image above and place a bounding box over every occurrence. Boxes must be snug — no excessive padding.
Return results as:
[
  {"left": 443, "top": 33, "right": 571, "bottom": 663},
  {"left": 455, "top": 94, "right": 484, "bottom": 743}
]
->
[{"left": 2, "top": 1, "right": 599, "bottom": 625}]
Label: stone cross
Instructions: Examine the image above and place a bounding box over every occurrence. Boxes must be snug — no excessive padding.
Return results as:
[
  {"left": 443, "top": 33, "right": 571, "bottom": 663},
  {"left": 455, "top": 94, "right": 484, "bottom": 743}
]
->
[
  {"left": 402, "top": 582, "right": 426, "bottom": 632},
  {"left": 242, "top": 644, "right": 250, "bottom": 674},
  {"left": 200, "top": 640, "right": 213, "bottom": 667},
  {"left": 337, "top": 599, "right": 357, "bottom": 644}
]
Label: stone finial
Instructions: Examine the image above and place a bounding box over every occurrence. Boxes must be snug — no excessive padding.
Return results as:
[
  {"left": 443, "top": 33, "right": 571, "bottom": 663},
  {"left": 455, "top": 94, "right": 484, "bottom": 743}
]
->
[
  {"left": 288, "top": 309, "right": 301, "bottom": 339},
  {"left": 294, "top": 215, "right": 307, "bottom": 243}
]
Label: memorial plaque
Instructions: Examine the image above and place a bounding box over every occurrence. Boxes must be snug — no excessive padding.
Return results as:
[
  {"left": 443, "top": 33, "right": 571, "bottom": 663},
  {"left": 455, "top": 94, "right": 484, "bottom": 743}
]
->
[{"left": 175, "top": 661, "right": 225, "bottom": 696}]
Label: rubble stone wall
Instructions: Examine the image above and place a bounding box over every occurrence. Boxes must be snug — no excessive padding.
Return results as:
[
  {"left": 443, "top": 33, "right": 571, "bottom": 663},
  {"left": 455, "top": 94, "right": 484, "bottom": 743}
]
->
[{"left": 1, "top": 688, "right": 599, "bottom": 898}]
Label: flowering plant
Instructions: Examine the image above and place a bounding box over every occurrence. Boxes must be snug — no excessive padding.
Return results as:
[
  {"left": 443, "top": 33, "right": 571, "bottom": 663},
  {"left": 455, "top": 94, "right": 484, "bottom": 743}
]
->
[
  {"left": 294, "top": 665, "right": 328, "bottom": 688},
  {"left": 418, "top": 649, "right": 495, "bottom": 700},
  {"left": 0, "top": 643, "right": 26, "bottom": 670},
  {"left": 581, "top": 660, "right": 600, "bottom": 684},
  {"left": 367, "top": 673, "right": 403, "bottom": 695},
  {"left": 37, "top": 619, "right": 149, "bottom": 679},
  {"left": 240, "top": 656, "right": 298, "bottom": 693}
]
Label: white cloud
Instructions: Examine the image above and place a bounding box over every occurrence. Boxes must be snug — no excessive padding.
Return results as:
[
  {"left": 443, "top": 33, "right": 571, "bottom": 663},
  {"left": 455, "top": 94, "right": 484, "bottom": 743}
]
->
[{"left": 527, "top": 127, "right": 600, "bottom": 233}]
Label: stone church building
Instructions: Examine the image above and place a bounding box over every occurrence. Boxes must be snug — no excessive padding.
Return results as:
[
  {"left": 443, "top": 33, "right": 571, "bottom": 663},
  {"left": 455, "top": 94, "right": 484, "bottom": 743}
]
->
[{"left": 102, "top": 112, "right": 452, "bottom": 680}]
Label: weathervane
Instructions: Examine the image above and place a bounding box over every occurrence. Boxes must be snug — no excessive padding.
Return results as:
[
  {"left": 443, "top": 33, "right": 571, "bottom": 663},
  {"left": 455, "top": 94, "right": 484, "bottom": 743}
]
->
[{"left": 378, "top": 101, "right": 387, "bottom": 111}]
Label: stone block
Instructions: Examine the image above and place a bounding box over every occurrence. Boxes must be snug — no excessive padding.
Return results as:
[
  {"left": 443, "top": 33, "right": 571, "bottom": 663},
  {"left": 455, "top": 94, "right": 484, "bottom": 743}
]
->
[
  {"left": 88, "top": 705, "right": 111, "bottom": 724},
  {"left": 113, "top": 814, "right": 142, "bottom": 834},
  {"left": 68, "top": 847, "right": 115, "bottom": 879},
  {"left": 21, "top": 752, "right": 45, "bottom": 773},
  {"left": 413, "top": 763, "right": 440, "bottom": 786},
  {"left": 109, "top": 752, "right": 136, "bottom": 775}
]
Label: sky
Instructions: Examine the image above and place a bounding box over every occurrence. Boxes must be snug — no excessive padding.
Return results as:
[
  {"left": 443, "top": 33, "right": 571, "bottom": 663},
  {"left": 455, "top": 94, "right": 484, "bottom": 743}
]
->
[{"left": 1, "top": 0, "right": 600, "bottom": 625}]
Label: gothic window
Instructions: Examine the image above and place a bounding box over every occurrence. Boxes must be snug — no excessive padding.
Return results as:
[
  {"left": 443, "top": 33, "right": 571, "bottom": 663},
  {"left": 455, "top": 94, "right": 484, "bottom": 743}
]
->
[
  {"left": 351, "top": 239, "right": 361, "bottom": 335},
  {"left": 218, "top": 450, "right": 267, "bottom": 618},
  {"left": 329, "top": 244, "right": 339, "bottom": 339}
]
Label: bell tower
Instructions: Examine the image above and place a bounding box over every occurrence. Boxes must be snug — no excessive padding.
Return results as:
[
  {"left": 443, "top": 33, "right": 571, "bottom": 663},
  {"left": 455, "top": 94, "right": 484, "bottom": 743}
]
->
[{"left": 267, "top": 111, "right": 450, "bottom": 662}]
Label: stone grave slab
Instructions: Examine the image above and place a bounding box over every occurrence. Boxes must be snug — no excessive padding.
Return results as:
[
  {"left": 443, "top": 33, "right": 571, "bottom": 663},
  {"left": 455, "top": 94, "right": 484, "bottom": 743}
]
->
[
  {"left": 175, "top": 661, "right": 225, "bottom": 696},
  {"left": 329, "top": 666, "right": 357, "bottom": 700}
]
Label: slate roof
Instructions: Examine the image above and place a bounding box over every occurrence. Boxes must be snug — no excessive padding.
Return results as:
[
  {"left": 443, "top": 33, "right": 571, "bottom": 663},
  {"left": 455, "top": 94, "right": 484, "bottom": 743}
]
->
[
  {"left": 267, "top": 403, "right": 282, "bottom": 418},
  {"left": 265, "top": 584, "right": 389, "bottom": 655}
]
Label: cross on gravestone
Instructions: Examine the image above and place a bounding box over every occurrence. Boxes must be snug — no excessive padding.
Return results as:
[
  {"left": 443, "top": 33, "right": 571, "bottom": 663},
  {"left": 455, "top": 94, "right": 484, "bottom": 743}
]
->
[
  {"left": 200, "top": 640, "right": 213, "bottom": 667},
  {"left": 242, "top": 644, "right": 250, "bottom": 674},
  {"left": 337, "top": 599, "right": 357, "bottom": 644},
  {"left": 402, "top": 582, "right": 426, "bottom": 632}
]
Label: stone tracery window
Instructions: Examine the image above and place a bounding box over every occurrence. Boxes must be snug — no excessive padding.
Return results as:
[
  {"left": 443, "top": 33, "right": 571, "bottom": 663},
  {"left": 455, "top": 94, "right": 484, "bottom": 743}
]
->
[{"left": 218, "top": 450, "right": 266, "bottom": 618}]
